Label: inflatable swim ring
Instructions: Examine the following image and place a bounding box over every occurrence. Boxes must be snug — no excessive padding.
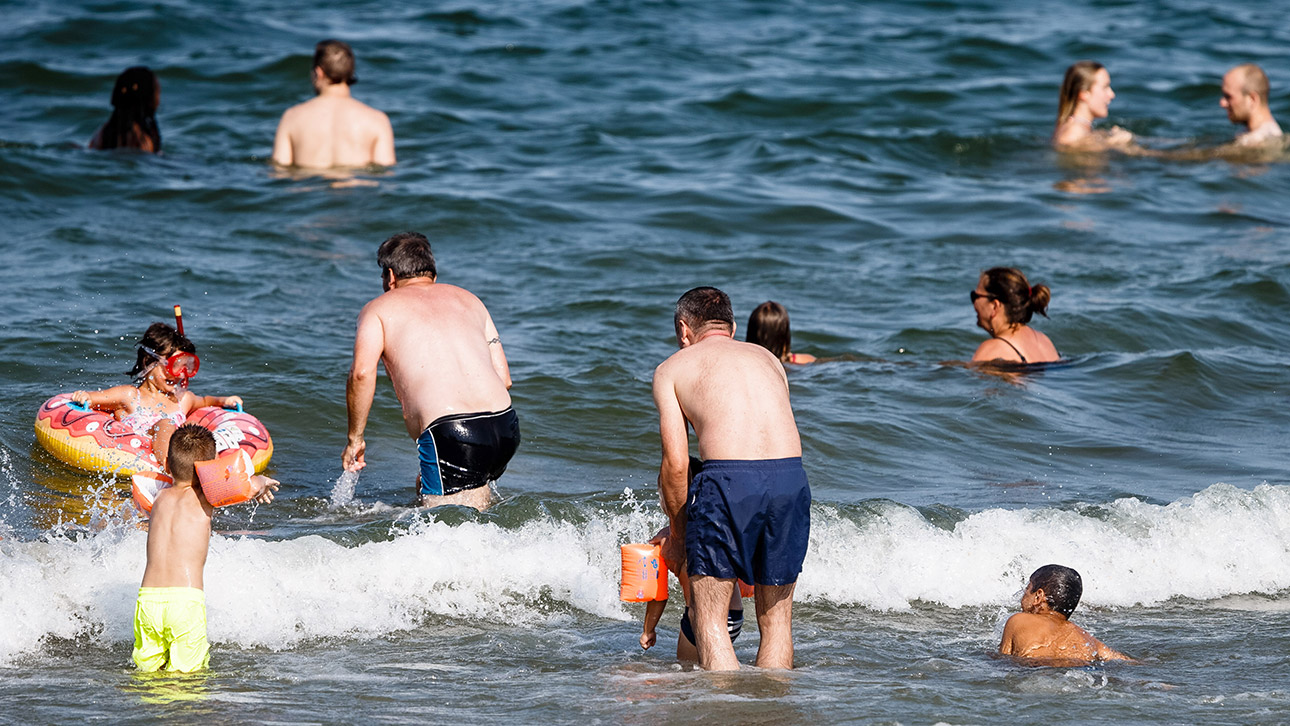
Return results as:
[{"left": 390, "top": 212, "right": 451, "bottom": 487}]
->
[{"left": 34, "top": 394, "right": 273, "bottom": 477}]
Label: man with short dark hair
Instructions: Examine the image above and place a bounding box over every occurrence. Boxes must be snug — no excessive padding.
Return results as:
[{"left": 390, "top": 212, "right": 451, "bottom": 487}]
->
[
  {"left": 272, "top": 39, "right": 396, "bottom": 168},
  {"left": 343, "top": 232, "right": 519, "bottom": 510},
  {"left": 652, "top": 286, "right": 810, "bottom": 671},
  {"left": 1220, "top": 63, "right": 1282, "bottom": 147}
]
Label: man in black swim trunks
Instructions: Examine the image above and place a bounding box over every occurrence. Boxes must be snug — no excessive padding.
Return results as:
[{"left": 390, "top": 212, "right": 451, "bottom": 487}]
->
[
  {"left": 652, "top": 286, "right": 811, "bottom": 670},
  {"left": 343, "top": 232, "right": 519, "bottom": 510}
]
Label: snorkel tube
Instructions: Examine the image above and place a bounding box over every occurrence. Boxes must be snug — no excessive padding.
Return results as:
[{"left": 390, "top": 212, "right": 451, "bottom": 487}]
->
[{"left": 174, "top": 304, "right": 184, "bottom": 336}]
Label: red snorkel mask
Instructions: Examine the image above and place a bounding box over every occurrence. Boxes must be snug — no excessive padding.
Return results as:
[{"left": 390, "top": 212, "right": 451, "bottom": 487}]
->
[{"left": 139, "top": 346, "right": 200, "bottom": 383}]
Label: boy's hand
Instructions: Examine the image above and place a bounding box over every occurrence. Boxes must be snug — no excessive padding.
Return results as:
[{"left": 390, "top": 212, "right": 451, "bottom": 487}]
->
[
  {"left": 640, "top": 629, "right": 657, "bottom": 650},
  {"left": 250, "top": 475, "right": 280, "bottom": 504}
]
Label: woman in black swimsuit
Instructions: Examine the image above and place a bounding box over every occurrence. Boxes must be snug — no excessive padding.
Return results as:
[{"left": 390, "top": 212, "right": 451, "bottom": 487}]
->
[{"left": 970, "top": 267, "right": 1060, "bottom": 364}]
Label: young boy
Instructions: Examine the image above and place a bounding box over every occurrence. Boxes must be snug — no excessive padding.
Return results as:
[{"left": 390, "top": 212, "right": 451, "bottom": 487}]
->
[
  {"left": 999, "top": 564, "right": 1131, "bottom": 664},
  {"left": 639, "top": 523, "right": 744, "bottom": 662},
  {"left": 132, "top": 424, "right": 278, "bottom": 672}
]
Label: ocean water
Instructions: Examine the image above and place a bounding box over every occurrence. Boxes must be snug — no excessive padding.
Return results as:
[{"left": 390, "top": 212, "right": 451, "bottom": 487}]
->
[{"left": 2, "top": 0, "right": 1290, "bottom": 723}]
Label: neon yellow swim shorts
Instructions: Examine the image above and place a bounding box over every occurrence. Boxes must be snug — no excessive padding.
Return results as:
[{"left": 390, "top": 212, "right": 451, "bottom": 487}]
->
[{"left": 132, "top": 587, "right": 210, "bottom": 673}]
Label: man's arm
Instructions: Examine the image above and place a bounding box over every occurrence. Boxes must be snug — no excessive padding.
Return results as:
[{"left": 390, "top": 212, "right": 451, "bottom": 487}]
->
[
  {"left": 653, "top": 363, "right": 691, "bottom": 523},
  {"left": 372, "top": 113, "right": 396, "bottom": 166},
  {"left": 483, "top": 309, "right": 512, "bottom": 389},
  {"left": 271, "top": 112, "right": 294, "bottom": 166},
  {"left": 342, "top": 305, "right": 385, "bottom": 471}
]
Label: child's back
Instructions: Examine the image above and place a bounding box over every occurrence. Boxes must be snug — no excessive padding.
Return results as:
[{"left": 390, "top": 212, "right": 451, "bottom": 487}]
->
[
  {"left": 999, "top": 564, "right": 1130, "bottom": 664},
  {"left": 141, "top": 481, "right": 212, "bottom": 589}
]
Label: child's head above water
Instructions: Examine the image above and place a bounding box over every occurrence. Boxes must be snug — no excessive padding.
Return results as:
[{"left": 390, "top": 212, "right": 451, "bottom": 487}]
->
[
  {"left": 128, "top": 323, "right": 196, "bottom": 381},
  {"left": 166, "top": 424, "right": 216, "bottom": 484},
  {"left": 1026, "top": 564, "right": 1083, "bottom": 618}
]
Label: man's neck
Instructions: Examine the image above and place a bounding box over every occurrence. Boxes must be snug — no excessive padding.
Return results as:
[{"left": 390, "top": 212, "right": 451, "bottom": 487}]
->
[
  {"left": 392, "top": 275, "right": 435, "bottom": 289},
  {"left": 1245, "top": 106, "right": 1275, "bottom": 132},
  {"left": 695, "top": 328, "right": 732, "bottom": 343},
  {"left": 317, "top": 82, "right": 352, "bottom": 99}
]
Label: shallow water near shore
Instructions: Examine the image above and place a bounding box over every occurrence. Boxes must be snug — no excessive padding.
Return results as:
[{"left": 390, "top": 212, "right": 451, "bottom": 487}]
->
[{"left": 3, "top": 0, "right": 1290, "bottom": 723}]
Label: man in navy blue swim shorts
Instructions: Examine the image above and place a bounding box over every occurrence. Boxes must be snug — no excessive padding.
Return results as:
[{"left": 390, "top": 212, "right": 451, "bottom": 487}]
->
[{"left": 652, "top": 286, "right": 811, "bottom": 671}]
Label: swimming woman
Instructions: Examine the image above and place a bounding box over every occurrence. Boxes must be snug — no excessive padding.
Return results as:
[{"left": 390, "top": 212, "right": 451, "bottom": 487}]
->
[
  {"left": 1052, "top": 61, "right": 1132, "bottom": 151},
  {"left": 970, "top": 268, "right": 1060, "bottom": 365},
  {"left": 89, "top": 66, "right": 161, "bottom": 153},
  {"left": 746, "top": 301, "right": 815, "bottom": 365}
]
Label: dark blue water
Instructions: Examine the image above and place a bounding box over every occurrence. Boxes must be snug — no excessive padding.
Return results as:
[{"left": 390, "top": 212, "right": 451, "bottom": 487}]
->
[{"left": 2, "top": 0, "right": 1289, "bottom": 723}]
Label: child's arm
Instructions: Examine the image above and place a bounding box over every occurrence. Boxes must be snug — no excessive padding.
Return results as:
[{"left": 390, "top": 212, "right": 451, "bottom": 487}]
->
[
  {"left": 641, "top": 598, "right": 667, "bottom": 650},
  {"left": 998, "top": 614, "right": 1020, "bottom": 655},
  {"left": 70, "top": 385, "right": 134, "bottom": 411},
  {"left": 181, "top": 391, "right": 243, "bottom": 412},
  {"left": 1092, "top": 636, "right": 1133, "bottom": 662},
  {"left": 249, "top": 475, "right": 279, "bottom": 504}
]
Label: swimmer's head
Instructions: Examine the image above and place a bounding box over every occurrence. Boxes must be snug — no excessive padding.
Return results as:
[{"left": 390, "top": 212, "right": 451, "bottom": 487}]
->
[
  {"left": 378, "top": 231, "right": 437, "bottom": 288},
  {"left": 1221, "top": 64, "right": 1270, "bottom": 124},
  {"left": 110, "top": 66, "right": 160, "bottom": 114},
  {"left": 1057, "top": 61, "right": 1109, "bottom": 123},
  {"left": 746, "top": 301, "right": 792, "bottom": 362},
  {"left": 674, "top": 286, "right": 734, "bottom": 345},
  {"left": 977, "top": 267, "right": 1050, "bottom": 326},
  {"left": 128, "top": 323, "right": 196, "bottom": 381},
  {"left": 314, "top": 39, "right": 358, "bottom": 86},
  {"left": 1026, "top": 564, "right": 1083, "bottom": 618},
  {"left": 166, "top": 424, "right": 216, "bottom": 485}
]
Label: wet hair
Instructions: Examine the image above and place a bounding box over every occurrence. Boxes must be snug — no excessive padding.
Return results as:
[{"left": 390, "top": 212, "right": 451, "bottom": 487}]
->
[
  {"left": 97, "top": 66, "right": 161, "bottom": 152},
  {"left": 980, "top": 267, "right": 1051, "bottom": 325},
  {"left": 1028, "top": 564, "right": 1083, "bottom": 618},
  {"left": 1234, "top": 63, "right": 1271, "bottom": 106},
  {"left": 1057, "top": 60, "right": 1105, "bottom": 124},
  {"left": 127, "top": 322, "right": 196, "bottom": 380},
  {"left": 746, "top": 301, "right": 793, "bottom": 362},
  {"left": 314, "top": 39, "right": 357, "bottom": 85},
  {"left": 674, "top": 286, "right": 734, "bottom": 338},
  {"left": 167, "top": 424, "right": 216, "bottom": 485},
  {"left": 377, "top": 232, "right": 437, "bottom": 280}
]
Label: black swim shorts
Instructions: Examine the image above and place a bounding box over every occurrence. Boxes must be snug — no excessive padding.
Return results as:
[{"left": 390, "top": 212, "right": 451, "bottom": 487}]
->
[{"left": 417, "top": 408, "right": 520, "bottom": 497}]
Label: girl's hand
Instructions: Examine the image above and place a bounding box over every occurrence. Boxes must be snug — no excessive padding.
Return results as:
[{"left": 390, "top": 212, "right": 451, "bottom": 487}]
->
[
  {"left": 224, "top": 396, "right": 244, "bottom": 409},
  {"left": 71, "top": 391, "right": 90, "bottom": 406}
]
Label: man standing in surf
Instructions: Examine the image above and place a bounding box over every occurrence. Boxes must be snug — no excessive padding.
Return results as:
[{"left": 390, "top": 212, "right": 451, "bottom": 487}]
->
[
  {"left": 272, "top": 40, "right": 396, "bottom": 168},
  {"left": 652, "top": 286, "right": 811, "bottom": 670},
  {"left": 343, "top": 232, "right": 519, "bottom": 510}
]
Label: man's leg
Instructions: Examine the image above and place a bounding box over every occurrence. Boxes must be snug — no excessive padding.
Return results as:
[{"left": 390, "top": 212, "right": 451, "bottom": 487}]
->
[
  {"left": 689, "top": 575, "right": 739, "bottom": 671},
  {"left": 753, "top": 582, "right": 796, "bottom": 669}
]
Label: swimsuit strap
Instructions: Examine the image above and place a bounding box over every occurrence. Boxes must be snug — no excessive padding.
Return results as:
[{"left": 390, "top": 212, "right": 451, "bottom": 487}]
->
[{"left": 993, "top": 336, "right": 1027, "bottom": 363}]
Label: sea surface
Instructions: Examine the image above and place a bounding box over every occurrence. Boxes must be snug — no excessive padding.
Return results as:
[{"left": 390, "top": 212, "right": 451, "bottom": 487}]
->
[{"left": 2, "top": 0, "right": 1289, "bottom": 723}]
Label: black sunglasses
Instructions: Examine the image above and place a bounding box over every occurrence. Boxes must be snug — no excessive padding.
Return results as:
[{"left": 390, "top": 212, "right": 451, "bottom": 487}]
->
[{"left": 970, "top": 291, "right": 995, "bottom": 303}]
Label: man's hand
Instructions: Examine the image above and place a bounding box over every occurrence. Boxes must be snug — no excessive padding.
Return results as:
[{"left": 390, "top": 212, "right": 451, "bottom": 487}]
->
[{"left": 342, "top": 438, "right": 367, "bottom": 472}]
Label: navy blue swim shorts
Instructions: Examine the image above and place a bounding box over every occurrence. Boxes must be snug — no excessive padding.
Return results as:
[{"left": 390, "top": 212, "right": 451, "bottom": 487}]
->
[
  {"left": 684, "top": 457, "right": 811, "bottom": 586},
  {"left": 417, "top": 408, "right": 520, "bottom": 497}
]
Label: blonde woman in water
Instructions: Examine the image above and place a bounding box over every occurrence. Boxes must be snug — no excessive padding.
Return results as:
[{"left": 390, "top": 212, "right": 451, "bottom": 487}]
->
[{"left": 1052, "top": 61, "right": 1133, "bottom": 150}]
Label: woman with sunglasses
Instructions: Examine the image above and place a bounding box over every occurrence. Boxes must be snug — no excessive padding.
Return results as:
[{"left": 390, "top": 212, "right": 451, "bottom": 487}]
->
[
  {"left": 970, "top": 268, "right": 1060, "bottom": 365},
  {"left": 71, "top": 323, "right": 242, "bottom": 465}
]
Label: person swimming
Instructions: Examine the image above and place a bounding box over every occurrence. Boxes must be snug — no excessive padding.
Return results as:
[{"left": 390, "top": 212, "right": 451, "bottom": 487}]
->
[
  {"left": 746, "top": 301, "right": 816, "bottom": 365},
  {"left": 89, "top": 66, "right": 161, "bottom": 153},
  {"left": 970, "top": 267, "right": 1060, "bottom": 365},
  {"left": 999, "top": 564, "right": 1132, "bottom": 664},
  {"left": 1052, "top": 61, "right": 1132, "bottom": 151}
]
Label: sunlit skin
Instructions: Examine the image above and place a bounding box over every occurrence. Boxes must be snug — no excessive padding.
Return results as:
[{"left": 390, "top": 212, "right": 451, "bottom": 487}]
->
[
  {"left": 1053, "top": 68, "right": 1133, "bottom": 150},
  {"left": 969, "top": 275, "right": 1059, "bottom": 364},
  {"left": 1219, "top": 66, "right": 1282, "bottom": 146},
  {"left": 999, "top": 583, "right": 1131, "bottom": 664}
]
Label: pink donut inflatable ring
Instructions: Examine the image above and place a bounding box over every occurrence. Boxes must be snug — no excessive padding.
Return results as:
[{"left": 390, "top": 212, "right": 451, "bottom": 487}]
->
[{"left": 33, "top": 394, "right": 273, "bottom": 477}]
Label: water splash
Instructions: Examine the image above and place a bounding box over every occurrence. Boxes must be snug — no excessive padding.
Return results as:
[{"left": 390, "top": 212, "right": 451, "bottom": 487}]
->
[{"left": 330, "top": 470, "right": 360, "bottom": 507}]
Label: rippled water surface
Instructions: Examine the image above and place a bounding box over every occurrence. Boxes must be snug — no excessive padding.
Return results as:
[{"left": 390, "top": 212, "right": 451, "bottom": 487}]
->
[{"left": 2, "top": 0, "right": 1289, "bottom": 723}]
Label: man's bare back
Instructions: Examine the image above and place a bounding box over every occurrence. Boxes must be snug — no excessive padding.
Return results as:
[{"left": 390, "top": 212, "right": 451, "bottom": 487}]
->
[{"left": 273, "top": 88, "right": 395, "bottom": 169}]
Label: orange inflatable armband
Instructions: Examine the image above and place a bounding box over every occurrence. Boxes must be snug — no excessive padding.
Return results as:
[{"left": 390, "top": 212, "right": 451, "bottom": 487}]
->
[
  {"left": 195, "top": 448, "right": 256, "bottom": 507},
  {"left": 131, "top": 471, "right": 174, "bottom": 513},
  {"left": 620, "top": 543, "right": 668, "bottom": 602}
]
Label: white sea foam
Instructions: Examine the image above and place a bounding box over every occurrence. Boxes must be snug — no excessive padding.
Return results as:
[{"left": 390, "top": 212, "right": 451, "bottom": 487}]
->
[{"left": 0, "top": 482, "right": 1287, "bottom": 666}]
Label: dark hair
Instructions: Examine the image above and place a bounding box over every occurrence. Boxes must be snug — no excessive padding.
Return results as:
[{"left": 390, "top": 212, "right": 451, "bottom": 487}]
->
[
  {"left": 674, "top": 286, "right": 734, "bottom": 338},
  {"left": 377, "top": 232, "right": 437, "bottom": 280},
  {"left": 746, "top": 301, "right": 792, "bottom": 362},
  {"left": 980, "top": 267, "right": 1051, "bottom": 325},
  {"left": 314, "top": 39, "right": 357, "bottom": 85},
  {"left": 98, "top": 66, "right": 161, "bottom": 152},
  {"left": 1028, "top": 564, "right": 1083, "bottom": 618},
  {"left": 1057, "top": 60, "right": 1104, "bottom": 124},
  {"left": 167, "top": 424, "right": 217, "bottom": 485},
  {"left": 127, "top": 323, "right": 196, "bottom": 380}
]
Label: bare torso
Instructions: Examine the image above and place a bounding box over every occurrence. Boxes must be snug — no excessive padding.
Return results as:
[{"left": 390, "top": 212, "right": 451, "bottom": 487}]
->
[
  {"left": 140, "top": 482, "right": 212, "bottom": 589},
  {"left": 999, "top": 612, "right": 1125, "bottom": 663},
  {"left": 972, "top": 325, "right": 1060, "bottom": 364},
  {"left": 272, "top": 88, "right": 395, "bottom": 169}
]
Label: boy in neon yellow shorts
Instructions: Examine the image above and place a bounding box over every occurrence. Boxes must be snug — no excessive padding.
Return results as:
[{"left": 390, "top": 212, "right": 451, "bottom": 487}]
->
[{"left": 132, "top": 424, "right": 278, "bottom": 672}]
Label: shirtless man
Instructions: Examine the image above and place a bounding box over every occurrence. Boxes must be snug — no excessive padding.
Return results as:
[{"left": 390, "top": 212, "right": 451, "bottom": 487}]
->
[
  {"left": 1220, "top": 64, "right": 1283, "bottom": 147},
  {"left": 652, "top": 286, "right": 811, "bottom": 671},
  {"left": 343, "top": 232, "right": 519, "bottom": 510},
  {"left": 272, "top": 40, "right": 396, "bottom": 168},
  {"left": 999, "top": 565, "right": 1131, "bottom": 665}
]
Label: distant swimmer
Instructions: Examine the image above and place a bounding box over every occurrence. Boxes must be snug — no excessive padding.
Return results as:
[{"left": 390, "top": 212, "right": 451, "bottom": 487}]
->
[
  {"left": 343, "top": 232, "right": 519, "bottom": 510},
  {"left": 970, "top": 267, "right": 1059, "bottom": 365},
  {"left": 653, "top": 287, "right": 810, "bottom": 671},
  {"left": 746, "top": 301, "right": 816, "bottom": 365},
  {"left": 1052, "top": 61, "right": 1133, "bottom": 151},
  {"left": 1220, "top": 64, "right": 1283, "bottom": 147},
  {"left": 272, "top": 40, "right": 396, "bottom": 168},
  {"left": 88, "top": 66, "right": 161, "bottom": 153},
  {"left": 999, "top": 564, "right": 1132, "bottom": 664}
]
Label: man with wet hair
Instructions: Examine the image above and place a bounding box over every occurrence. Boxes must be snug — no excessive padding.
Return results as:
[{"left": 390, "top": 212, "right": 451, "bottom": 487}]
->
[
  {"left": 1220, "top": 63, "right": 1282, "bottom": 147},
  {"left": 272, "top": 39, "right": 396, "bottom": 168},
  {"left": 652, "top": 286, "right": 811, "bottom": 671},
  {"left": 343, "top": 232, "right": 519, "bottom": 511},
  {"left": 999, "top": 564, "right": 1132, "bottom": 663}
]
